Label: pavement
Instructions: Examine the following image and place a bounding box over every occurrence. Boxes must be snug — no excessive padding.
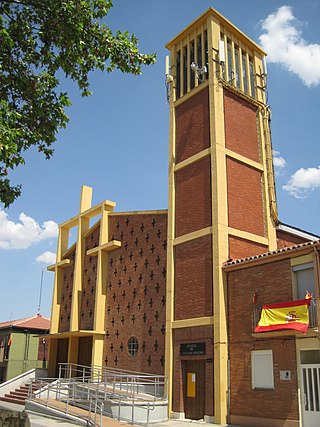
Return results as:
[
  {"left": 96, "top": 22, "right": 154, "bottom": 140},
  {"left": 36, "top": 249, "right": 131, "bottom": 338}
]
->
[{"left": 0, "top": 400, "right": 240, "bottom": 427}]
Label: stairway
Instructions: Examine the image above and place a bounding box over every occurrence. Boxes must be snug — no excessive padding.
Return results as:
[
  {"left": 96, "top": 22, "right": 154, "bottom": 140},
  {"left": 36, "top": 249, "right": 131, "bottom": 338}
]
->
[{"left": 0, "top": 381, "right": 41, "bottom": 405}]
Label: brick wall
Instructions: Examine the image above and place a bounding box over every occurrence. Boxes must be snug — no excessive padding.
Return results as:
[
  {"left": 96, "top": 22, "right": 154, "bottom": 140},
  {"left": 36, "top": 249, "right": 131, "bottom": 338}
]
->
[
  {"left": 37, "top": 337, "right": 48, "bottom": 362},
  {"left": 175, "top": 156, "right": 212, "bottom": 237},
  {"left": 174, "top": 235, "right": 213, "bottom": 320},
  {"left": 58, "top": 248, "right": 76, "bottom": 333},
  {"left": 224, "top": 89, "right": 260, "bottom": 163},
  {"left": 229, "top": 235, "right": 268, "bottom": 260},
  {"left": 175, "top": 88, "right": 210, "bottom": 163},
  {"left": 103, "top": 213, "right": 167, "bottom": 374},
  {"left": 227, "top": 259, "right": 299, "bottom": 421},
  {"left": 227, "top": 157, "right": 265, "bottom": 237},
  {"left": 79, "top": 226, "right": 100, "bottom": 330},
  {"left": 172, "top": 326, "right": 213, "bottom": 416},
  {"left": 277, "top": 230, "right": 309, "bottom": 249}
]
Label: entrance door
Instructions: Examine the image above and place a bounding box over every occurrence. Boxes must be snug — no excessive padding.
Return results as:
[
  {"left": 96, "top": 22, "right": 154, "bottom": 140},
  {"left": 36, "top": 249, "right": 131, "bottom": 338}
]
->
[
  {"left": 301, "top": 364, "right": 320, "bottom": 427},
  {"left": 78, "top": 336, "right": 92, "bottom": 367},
  {"left": 77, "top": 336, "right": 93, "bottom": 379},
  {"left": 55, "top": 338, "right": 69, "bottom": 377},
  {"left": 183, "top": 360, "right": 205, "bottom": 420}
]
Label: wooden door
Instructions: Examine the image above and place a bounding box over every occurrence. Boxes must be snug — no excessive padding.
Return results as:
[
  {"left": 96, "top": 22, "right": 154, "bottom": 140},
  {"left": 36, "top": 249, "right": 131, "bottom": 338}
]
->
[
  {"left": 78, "top": 336, "right": 92, "bottom": 366},
  {"left": 183, "top": 360, "right": 205, "bottom": 420},
  {"left": 55, "top": 338, "right": 69, "bottom": 377}
]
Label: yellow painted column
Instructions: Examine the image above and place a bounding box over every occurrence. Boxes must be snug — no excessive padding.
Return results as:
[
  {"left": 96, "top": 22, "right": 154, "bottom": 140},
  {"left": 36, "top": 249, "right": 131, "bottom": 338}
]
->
[
  {"left": 91, "top": 335, "right": 105, "bottom": 368},
  {"left": 93, "top": 208, "right": 110, "bottom": 333},
  {"left": 70, "top": 187, "right": 92, "bottom": 332},
  {"left": 165, "top": 46, "right": 176, "bottom": 415},
  {"left": 208, "top": 15, "right": 229, "bottom": 425}
]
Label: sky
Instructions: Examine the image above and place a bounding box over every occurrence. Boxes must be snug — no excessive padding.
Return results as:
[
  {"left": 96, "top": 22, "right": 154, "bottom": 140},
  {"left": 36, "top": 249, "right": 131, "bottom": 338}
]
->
[{"left": 0, "top": 0, "right": 320, "bottom": 322}]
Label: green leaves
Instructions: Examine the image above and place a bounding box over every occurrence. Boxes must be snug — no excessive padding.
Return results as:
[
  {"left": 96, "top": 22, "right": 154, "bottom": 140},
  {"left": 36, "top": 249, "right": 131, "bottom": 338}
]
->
[{"left": 0, "top": 0, "right": 156, "bottom": 206}]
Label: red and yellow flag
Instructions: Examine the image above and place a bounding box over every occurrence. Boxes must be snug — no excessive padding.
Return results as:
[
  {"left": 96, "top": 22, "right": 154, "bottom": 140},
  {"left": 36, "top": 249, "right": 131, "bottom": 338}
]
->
[{"left": 255, "top": 298, "right": 311, "bottom": 334}]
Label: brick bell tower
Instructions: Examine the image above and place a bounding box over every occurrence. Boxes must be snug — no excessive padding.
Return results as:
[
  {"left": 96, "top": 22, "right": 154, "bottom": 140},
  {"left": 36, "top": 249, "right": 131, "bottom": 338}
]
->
[{"left": 164, "top": 8, "right": 278, "bottom": 424}]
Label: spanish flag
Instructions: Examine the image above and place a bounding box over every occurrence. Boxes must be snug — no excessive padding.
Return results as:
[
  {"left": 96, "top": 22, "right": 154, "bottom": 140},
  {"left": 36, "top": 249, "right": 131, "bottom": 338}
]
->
[{"left": 255, "top": 298, "right": 311, "bottom": 334}]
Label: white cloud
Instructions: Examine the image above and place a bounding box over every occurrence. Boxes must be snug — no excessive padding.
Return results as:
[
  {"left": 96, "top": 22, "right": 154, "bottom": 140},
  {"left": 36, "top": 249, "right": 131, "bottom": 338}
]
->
[
  {"left": 259, "top": 6, "right": 320, "bottom": 87},
  {"left": 36, "top": 251, "right": 56, "bottom": 264},
  {"left": 273, "top": 150, "right": 287, "bottom": 175},
  {"left": 283, "top": 166, "right": 320, "bottom": 198},
  {"left": 0, "top": 211, "right": 58, "bottom": 249}
]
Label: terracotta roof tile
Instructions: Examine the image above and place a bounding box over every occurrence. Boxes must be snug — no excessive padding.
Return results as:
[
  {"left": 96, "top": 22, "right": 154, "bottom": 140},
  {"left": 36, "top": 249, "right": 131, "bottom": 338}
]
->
[
  {"left": 223, "top": 240, "right": 320, "bottom": 268},
  {"left": 0, "top": 314, "right": 50, "bottom": 331}
]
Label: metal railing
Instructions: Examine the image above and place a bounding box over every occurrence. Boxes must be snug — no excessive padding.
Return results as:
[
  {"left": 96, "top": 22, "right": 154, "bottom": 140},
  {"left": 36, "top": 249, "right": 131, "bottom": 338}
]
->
[
  {"left": 27, "top": 378, "right": 105, "bottom": 426},
  {"left": 27, "top": 364, "right": 168, "bottom": 426},
  {"left": 252, "top": 299, "right": 318, "bottom": 332},
  {"left": 58, "top": 363, "right": 167, "bottom": 400}
]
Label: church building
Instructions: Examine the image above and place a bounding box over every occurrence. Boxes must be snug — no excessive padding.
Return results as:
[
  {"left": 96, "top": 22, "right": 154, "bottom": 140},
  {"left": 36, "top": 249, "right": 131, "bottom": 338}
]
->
[{"left": 46, "top": 8, "right": 320, "bottom": 427}]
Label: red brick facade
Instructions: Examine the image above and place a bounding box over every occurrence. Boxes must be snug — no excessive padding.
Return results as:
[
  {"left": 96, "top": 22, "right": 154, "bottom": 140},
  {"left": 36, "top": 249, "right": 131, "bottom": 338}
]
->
[
  {"left": 174, "top": 235, "right": 213, "bottom": 320},
  {"left": 227, "top": 259, "right": 300, "bottom": 422},
  {"left": 229, "top": 235, "right": 268, "bottom": 260},
  {"left": 224, "top": 89, "right": 260, "bottom": 163},
  {"left": 226, "top": 157, "right": 265, "bottom": 237},
  {"left": 58, "top": 248, "right": 76, "bottom": 333},
  {"left": 175, "top": 156, "right": 212, "bottom": 237},
  {"left": 80, "top": 225, "right": 100, "bottom": 330},
  {"left": 103, "top": 212, "right": 167, "bottom": 374},
  {"left": 277, "top": 229, "right": 309, "bottom": 249},
  {"left": 175, "top": 88, "right": 210, "bottom": 163}
]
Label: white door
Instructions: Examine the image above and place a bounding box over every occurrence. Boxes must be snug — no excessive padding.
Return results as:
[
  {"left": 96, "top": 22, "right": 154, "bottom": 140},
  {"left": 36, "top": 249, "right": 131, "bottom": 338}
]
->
[{"left": 301, "top": 364, "right": 320, "bottom": 427}]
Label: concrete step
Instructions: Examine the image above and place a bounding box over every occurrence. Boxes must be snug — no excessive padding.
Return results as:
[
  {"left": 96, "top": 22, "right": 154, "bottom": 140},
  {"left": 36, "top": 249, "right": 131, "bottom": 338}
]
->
[
  {"left": 0, "top": 396, "right": 26, "bottom": 405},
  {"left": 0, "top": 381, "right": 42, "bottom": 406},
  {"left": 7, "top": 391, "right": 28, "bottom": 398}
]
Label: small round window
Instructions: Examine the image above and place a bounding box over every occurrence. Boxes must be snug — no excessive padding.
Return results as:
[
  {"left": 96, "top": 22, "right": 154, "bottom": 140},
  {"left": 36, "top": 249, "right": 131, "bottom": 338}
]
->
[{"left": 128, "top": 337, "right": 139, "bottom": 357}]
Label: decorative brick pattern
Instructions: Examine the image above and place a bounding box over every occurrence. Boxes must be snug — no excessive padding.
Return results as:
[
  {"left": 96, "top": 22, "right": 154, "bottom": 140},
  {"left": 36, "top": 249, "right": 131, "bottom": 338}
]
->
[
  {"left": 79, "top": 226, "right": 100, "bottom": 330},
  {"left": 175, "top": 156, "right": 212, "bottom": 238},
  {"left": 227, "top": 157, "right": 265, "bottom": 237},
  {"left": 175, "top": 88, "right": 210, "bottom": 164},
  {"left": 58, "top": 248, "right": 76, "bottom": 333},
  {"left": 224, "top": 89, "right": 260, "bottom": 163},
  {"left": 228, "top": 259, "right": 299, "bottom": 421},
  {"left": 103, "top": 213, "right": 167, "bottom": 374},
  {"left": 174, "top": 235, "right": 213, "bottom": 320}
]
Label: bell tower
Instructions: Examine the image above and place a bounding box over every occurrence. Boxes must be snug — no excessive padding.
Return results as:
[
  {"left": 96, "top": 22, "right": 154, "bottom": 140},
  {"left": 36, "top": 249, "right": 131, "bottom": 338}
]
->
[{"left": 165, "top": 8, "right": 278, "bottom": 424}]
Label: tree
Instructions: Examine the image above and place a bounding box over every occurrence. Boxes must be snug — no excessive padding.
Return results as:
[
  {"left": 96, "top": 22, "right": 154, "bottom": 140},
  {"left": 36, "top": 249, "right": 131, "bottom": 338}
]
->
[{"left": 0, "top": 0, "right": 156, "bottom": 207}]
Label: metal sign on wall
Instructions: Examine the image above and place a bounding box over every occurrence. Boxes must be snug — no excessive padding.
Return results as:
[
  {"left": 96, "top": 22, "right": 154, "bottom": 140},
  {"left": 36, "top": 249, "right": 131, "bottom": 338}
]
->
[{"left": 180, "top": 342, "right": 206, "bottom": 356}]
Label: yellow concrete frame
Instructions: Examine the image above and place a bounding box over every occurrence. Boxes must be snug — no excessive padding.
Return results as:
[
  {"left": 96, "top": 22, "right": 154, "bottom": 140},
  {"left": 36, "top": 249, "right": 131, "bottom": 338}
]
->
[
  {"left": 48, "top": 186, "right": 121, "bottom": 374},
  {"left": 165, "top": 8, "right": 278, "bottom": 425}
]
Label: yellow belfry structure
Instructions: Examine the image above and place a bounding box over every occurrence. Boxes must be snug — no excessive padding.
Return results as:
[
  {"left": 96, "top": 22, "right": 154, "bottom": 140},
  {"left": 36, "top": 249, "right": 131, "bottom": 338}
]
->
[{"left": 165, "top": 8, "right": 278, "bottom": 423}]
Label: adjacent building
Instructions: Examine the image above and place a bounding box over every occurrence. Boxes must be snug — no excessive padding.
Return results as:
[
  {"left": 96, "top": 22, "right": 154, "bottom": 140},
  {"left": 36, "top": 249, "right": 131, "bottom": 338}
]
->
[
  {"left": 0, "top": 314, "right": 50, "bottom": 383},
  {"left": 225, "top": 239, "right": 320, "bottom": 427}
]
